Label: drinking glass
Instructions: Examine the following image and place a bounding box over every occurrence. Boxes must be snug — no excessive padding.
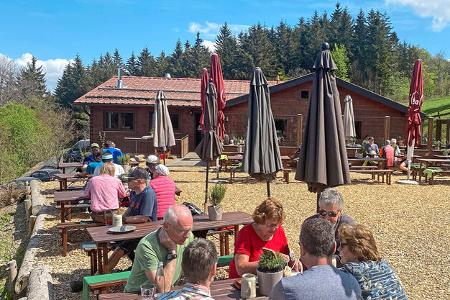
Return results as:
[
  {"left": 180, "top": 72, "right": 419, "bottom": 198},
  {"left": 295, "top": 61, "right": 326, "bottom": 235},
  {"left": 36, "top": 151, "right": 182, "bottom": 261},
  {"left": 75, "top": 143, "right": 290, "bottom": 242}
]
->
[{"left": 140, "top": 282, "right": 156, "bottom": 299}]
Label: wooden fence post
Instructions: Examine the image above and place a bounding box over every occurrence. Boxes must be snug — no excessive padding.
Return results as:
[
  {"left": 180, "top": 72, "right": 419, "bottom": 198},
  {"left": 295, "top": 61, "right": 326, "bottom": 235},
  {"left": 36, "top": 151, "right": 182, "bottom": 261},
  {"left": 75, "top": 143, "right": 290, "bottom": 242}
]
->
[
  {"left": 427, "top": 117, "right": 434, "bottom": 151},
  {"left": 384, "top": 116, "right": 391, "bottom": 143}
]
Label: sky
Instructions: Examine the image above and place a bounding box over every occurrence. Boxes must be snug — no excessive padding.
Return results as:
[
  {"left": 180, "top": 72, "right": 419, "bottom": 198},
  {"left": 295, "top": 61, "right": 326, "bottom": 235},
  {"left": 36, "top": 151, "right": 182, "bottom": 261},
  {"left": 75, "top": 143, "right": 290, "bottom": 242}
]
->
[{"left": 0, "top": 0, "right": 449, "bottom": 91}]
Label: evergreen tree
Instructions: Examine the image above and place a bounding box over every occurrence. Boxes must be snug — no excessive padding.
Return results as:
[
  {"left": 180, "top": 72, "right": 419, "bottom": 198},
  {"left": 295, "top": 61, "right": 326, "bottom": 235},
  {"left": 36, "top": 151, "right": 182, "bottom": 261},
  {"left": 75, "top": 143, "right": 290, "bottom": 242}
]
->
[
  {"left": 54, "top": 55, "right": 90, "bottom": 108},
  {"left": 182, "top": 32, "right": 210, "bottom": 77},
  {"left": 273, "top": 21, "right": 295, "bottom": 77},
  {"left": 291, "top": 17, "right": 310, "bottom": 74},
  {"left": 16, "top": 56, "right": 46, "bottom": 100},
  {"left": 113, "top": 48, "right": 123, "bottom": 69},
  {"left": 169, "top": 40, "right": 185, "bottom": 77},
  {"left": 138, "top": 47, "right": 156, "bottom": 76},
  {"left": 215, "top": 23, "right": 241, "bottom": 78},
  {"left": 240, "top": 24, "right": 278, "bottom": 78},
  {"left": 350, "top": 10, "right": 368, "bottom": 86},
  {"left": 126, "top": 52, "right": 139, "bottom": 76},
  {"left": 155, "top": 51, "right": 170, "bottom": 76},
  {"left": 331, "top": 44, "right": 350, "bottom": 81}
]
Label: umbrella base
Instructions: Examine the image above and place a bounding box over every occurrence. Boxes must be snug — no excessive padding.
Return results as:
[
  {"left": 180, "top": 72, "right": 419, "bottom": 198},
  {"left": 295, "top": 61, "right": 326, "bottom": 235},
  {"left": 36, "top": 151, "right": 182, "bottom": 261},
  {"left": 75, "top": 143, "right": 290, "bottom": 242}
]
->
[{"left": 396, "top": 179, "right": 419, "bottom": 185}]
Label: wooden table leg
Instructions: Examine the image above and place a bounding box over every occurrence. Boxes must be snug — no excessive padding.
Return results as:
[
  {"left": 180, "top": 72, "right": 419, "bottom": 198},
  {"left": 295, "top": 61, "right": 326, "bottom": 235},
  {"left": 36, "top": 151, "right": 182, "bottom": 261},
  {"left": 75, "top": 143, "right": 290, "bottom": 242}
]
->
[
  {"left": 62, "top": 228, "right": 68, "bottom": 257},
  {"left": 67, "top": 206, "right": 72, "bottom": 221},
  {"left": 234, "top": 225, "right": 239, "bottom": 241},
  {"left": 225, "top": 232, "right": 230, "bottom": 255},
  {"left": 102, "top": 243, "right": 109, "bottom": 274},
  {"left": 61, "top": 203, "right": 65, "bottom": 223},
  {"left": 97, "top": 245, "right": 103, "bottom": 274}
]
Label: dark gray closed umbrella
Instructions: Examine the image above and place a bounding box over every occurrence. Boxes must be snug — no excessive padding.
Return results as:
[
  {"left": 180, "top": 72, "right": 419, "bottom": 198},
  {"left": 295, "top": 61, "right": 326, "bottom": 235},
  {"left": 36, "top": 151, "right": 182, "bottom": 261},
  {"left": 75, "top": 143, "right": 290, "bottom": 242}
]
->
[
  {"left": 244, "top": 67, "right": 283, "bottom": 197},
  {"left": 153, "top": 90, "right": 176, "bottom": 157},
  {"left": 195, "top": 80, "right": 223, "bottom": 208},
  {"left": 295, "top": 43, "right": 350, "bottom": 209}
]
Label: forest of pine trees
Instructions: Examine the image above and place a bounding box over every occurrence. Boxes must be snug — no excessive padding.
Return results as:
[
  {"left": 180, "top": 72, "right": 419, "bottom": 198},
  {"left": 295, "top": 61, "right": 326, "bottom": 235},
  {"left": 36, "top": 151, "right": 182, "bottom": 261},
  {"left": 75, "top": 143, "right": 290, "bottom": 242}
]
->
[{"left": 54, "top": 4, "right": 450, "bottom": 109}]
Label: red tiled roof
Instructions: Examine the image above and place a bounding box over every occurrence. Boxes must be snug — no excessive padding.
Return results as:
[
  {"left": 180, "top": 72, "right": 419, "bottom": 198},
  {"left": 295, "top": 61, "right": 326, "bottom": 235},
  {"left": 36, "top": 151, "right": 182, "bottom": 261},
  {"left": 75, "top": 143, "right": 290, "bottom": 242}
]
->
[{"left": 74, "top": 76, "right": 280, "bottom": 107}]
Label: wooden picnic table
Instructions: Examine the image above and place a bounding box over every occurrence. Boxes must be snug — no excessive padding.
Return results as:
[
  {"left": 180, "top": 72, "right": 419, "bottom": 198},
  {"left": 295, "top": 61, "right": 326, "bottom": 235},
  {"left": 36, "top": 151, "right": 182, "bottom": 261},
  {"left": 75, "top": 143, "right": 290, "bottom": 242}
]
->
[
  {"left": 88, "top": 211, "right": 253, "bottom": 274},
  {"left": 58, "top": 161, "right": 83, "bottom": 174},
  {"left": 54, "top": 190, "right": 86, "bottom": 222},
  {"left": 98, "top": 278, "right": 267, "bottom": 299},
  {"left": 54, "top": 173, "right": 88, "bottom": 190}
]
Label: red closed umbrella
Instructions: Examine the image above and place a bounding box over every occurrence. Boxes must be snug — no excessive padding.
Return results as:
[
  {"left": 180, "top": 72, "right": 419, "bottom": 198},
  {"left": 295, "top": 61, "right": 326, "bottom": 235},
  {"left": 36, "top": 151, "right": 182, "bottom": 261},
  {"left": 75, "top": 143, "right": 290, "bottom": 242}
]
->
[
  {"left": 407, "top": 59, "right": 424, "bottom": 147},
  {"left": 210, "top": 53, "right": 226, "bottom": 140},
  {"left": 199, "top": 68, "right": 209, "bottom": 130},
  {"left": 405, "top": 59, "right": 424, "bottom": 181}
]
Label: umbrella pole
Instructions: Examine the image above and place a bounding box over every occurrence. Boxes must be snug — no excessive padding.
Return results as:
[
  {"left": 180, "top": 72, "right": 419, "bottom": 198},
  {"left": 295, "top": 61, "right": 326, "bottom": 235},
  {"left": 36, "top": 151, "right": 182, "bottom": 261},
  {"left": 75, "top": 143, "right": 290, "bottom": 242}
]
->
[
  {"left": 204, "top": 161, "right": 210, "bottom": 212},
  {"left": 266, "top": 178, "right": 271, "bottom": 198}
]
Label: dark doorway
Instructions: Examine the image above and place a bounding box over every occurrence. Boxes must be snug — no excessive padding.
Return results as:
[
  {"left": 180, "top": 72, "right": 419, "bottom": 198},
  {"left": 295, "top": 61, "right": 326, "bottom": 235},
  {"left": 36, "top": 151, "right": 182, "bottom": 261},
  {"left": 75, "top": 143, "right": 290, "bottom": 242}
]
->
[{"left": 194, "top": 112, "right": 202, "bottom": 147}]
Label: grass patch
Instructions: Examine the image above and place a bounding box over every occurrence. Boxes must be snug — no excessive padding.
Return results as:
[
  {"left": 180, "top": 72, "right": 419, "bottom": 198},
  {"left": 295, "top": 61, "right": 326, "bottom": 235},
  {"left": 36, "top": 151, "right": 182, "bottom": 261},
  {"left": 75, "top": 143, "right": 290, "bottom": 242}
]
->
[{"left": 423, "top": 96, "right": 450, "bottom": 116}]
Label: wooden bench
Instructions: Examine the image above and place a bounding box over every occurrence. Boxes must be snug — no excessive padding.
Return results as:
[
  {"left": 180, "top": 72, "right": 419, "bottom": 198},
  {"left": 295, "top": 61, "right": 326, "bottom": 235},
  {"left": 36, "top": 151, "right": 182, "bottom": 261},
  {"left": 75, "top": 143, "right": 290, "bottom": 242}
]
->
[
  {"left": 349, "top": 165, "right": 378, "bottom": 170},
  {"left": 81, "top": 255, "right": 234, "bottom": 300},
  {"left": 57, "top": 221, "right": 103, "bottom": 256},
  {"left": 229, "top": 165, "right": 241, "bottom": 183},
  {"left": 350, "top": 169, "right": 394, "bottom": 185}
]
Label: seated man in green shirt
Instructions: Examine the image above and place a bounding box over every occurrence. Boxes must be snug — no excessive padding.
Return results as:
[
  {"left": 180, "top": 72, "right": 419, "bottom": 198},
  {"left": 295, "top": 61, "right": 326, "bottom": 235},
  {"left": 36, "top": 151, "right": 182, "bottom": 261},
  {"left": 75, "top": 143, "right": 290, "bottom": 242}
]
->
[{"left": 124, "top": 205, "right": 194, "bottom": 293}]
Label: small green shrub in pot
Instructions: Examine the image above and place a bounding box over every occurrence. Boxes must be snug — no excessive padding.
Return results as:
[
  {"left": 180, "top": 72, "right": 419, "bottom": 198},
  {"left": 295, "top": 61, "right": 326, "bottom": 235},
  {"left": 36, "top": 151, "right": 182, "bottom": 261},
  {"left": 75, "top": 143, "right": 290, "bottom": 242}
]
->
[
  {"left": 209, "top": 183, "right": 226, "bottom": 207},
  {"left": 208, "top": 184, "right": 226, "bottom": 220},
  {"left": 257, "top": 250, "right": 286, "bottom": 296}
]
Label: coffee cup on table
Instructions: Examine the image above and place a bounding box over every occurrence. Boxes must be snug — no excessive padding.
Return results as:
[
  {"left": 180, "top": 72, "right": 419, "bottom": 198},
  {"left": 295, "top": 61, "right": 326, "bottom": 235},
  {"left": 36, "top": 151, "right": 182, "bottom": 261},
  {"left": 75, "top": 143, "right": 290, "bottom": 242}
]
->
[
  {"left": 112, "top": 213, "right": 122, "bottom": 227},
  {"left": 241, "top": 273, "right": 256, "bottom": 299}
]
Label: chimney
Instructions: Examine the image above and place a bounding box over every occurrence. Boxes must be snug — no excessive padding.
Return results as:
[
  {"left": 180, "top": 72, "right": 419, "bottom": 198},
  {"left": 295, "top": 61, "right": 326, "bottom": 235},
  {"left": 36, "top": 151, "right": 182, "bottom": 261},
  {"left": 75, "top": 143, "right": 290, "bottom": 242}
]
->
[
  {"left": 165, "top": 73, "right": 171, "bottom": 79},
  {"left": 116, "top": 68, "right": 123, "bottom": 88}
]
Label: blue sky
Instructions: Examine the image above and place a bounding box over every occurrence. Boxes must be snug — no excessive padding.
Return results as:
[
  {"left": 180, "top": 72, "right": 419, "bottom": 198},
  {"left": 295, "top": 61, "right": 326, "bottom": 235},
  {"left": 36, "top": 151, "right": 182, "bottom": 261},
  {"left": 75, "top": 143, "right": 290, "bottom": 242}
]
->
[{"left": 1, "top": 0, "right": 449, "bottom": 90}]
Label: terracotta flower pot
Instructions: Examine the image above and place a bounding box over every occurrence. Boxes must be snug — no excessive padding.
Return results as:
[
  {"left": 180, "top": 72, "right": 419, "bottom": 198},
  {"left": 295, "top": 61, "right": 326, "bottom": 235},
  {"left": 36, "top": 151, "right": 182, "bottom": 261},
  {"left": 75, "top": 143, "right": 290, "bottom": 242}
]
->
[
  {"left": 257, "top": 269, "right": 283, "bottom": 296},
  {"left": 208, "top": 206, "right": 223, "bottom": 221}
]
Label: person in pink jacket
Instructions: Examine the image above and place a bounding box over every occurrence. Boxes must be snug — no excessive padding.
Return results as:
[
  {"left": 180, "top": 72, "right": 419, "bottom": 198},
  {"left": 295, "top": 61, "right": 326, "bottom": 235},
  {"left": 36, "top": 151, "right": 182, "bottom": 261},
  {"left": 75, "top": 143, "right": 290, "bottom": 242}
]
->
[
  {"left": 83, "top": 162, "right": 127, "bottom": 224},
  {"left": 150, "top": 164, "right": 176, "bottom": 219}
]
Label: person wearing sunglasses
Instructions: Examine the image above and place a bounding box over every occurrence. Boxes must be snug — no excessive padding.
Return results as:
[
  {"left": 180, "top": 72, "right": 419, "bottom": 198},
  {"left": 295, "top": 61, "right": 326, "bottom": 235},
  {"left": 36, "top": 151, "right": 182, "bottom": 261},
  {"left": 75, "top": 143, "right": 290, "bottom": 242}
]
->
[{"left": 306, "top": 188, "right": 355, "bottom": 265}]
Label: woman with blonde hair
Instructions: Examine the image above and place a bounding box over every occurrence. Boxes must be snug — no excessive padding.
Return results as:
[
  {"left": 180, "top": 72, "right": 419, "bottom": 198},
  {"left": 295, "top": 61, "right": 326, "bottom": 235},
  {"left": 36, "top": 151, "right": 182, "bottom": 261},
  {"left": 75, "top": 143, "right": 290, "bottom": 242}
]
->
[
  {"left": 83, "top": 159, "right": 127, "bottom": 224},
  {"left": 338, "top": 224, "right": 407, "bottom": 299},
  {"left": 228, "top": 198, "right": 298, "bottom": 278}
]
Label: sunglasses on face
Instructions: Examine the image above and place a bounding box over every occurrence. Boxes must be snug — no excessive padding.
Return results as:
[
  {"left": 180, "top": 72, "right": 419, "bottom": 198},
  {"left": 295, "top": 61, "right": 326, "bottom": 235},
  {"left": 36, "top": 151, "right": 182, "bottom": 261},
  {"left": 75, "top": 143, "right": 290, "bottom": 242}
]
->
[{"left": 318, "top": 209, "right": 340, "bottom": 217}]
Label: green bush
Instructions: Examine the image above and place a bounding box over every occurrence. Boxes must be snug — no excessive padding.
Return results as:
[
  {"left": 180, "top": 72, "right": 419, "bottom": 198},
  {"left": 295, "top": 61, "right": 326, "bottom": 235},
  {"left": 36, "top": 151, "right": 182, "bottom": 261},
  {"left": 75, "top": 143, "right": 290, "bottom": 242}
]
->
[{"left": 209, "top": 183, "right": 226, "bottom": 207}]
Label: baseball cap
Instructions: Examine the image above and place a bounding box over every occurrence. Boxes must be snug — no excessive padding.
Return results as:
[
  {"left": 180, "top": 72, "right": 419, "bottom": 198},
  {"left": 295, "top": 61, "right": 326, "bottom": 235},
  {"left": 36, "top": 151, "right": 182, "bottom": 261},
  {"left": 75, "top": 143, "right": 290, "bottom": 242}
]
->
[
  {"left": 91, "top": 143, "right": 100, "bottom": 148},
  {"left": 102, "top": 153, "right": 113, "bottom": 160},
  {"left": 128, "top": 168, "right": 149, "bottom": 180},
  {"left": 146, "top": 155, "right": 159, "bottom": 164}
]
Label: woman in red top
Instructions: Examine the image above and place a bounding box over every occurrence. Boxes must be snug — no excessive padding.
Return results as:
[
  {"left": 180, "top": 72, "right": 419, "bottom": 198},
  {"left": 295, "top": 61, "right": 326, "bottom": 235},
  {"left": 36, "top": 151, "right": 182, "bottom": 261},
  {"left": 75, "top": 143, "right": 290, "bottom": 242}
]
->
[{"left": 229, "top": 198, "right": 298, "bottom": 278}]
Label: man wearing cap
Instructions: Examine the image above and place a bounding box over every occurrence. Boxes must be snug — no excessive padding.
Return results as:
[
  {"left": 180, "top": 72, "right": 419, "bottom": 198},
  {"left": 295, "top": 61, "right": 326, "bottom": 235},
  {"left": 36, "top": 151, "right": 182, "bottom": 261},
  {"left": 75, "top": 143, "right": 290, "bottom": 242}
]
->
[
  {"left": 93, "top": 152, "right": 125, "bottom": 178},
  {"left": 150, "top": 164, "right": 176, "bottom": 219},
  {"left": 84, "top": 151, "right": 103, "bottom": 175},
  {"left": 108, "top": 167, "right": 158, "bottom": 270},
  {"left": 83, "top": 143, "right": 101, "bottom": 165},
  {"left": 103, "top": 140, "right": 123, "bottom": 164},
  {"left": 146, "top": 155, "right": 160, "bottom": 179}
]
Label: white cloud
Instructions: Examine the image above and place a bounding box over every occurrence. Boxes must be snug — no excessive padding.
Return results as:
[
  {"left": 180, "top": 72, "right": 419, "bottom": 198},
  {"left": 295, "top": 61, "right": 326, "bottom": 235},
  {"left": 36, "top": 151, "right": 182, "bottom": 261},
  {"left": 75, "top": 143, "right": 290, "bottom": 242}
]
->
[
  {"left": 0, "top": 52, "right": 73, "bottom": 91},
  {"left": 386, "top": 0, "right": 450, "bottom": 31},
  {"left": 188, "top": 21, "right": 250, "bottom": 39},
  {"left": 201, "top": 40, "right": 216, "bottom": 52}
]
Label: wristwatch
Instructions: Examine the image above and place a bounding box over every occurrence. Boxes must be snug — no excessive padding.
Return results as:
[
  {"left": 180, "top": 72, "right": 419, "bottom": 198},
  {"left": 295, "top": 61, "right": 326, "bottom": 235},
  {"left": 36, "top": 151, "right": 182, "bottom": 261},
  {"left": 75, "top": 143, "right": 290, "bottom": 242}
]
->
[{"left": 166, "top": 252, "right": 177, "bottom": 261}]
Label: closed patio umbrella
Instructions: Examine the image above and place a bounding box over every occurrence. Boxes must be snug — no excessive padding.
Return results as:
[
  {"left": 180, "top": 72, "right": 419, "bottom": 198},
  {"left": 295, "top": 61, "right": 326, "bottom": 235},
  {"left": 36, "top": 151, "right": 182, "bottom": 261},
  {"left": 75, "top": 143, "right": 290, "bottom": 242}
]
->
[
  {"left": 153, "top": 90, "right": 176, "bottom": 164},
  {"left": 343, "top": 95, "right": 356, "bottom": 143},
  {"left": 195, "top": 80, "right": 223, "bottom": 209},
  {"left": 210, "top": 53, "right": 226, "bottom": 140},
  {"left": 295, "top": 43, "right": 350, "bottom": 210},
  {"left": 243, "top": 67, "right": 282, "bottom": 198},
  {"left": 402, "top": 59, "right": 424, "bottom": 183}
]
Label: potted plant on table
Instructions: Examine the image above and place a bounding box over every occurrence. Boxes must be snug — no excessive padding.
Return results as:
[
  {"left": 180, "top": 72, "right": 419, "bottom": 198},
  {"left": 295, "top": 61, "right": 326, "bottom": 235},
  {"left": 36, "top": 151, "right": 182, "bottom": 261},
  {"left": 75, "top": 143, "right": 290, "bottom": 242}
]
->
[
  {"left": 257, "top": 248, "right": 287, "bottom": 296},
  {"left": 118, "top": 154, "right": 131, "bottom": 172},
  {"left": 208, "top": 183, "right": 226, "bottom": 221}
]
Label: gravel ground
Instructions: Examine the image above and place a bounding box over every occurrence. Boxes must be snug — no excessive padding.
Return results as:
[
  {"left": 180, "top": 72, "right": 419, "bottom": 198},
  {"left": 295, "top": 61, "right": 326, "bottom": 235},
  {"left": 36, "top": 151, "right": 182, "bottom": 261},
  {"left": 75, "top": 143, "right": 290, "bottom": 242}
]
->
[{"left": 32, "top": 168, "right": 449, "bottom": 299}]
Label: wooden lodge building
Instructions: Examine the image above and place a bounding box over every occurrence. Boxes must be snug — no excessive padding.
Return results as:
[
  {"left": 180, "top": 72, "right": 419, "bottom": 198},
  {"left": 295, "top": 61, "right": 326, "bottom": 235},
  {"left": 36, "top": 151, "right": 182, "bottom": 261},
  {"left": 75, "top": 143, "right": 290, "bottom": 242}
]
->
[{"left": 75, "top": 74, "right": 410, "bottom": 157}]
